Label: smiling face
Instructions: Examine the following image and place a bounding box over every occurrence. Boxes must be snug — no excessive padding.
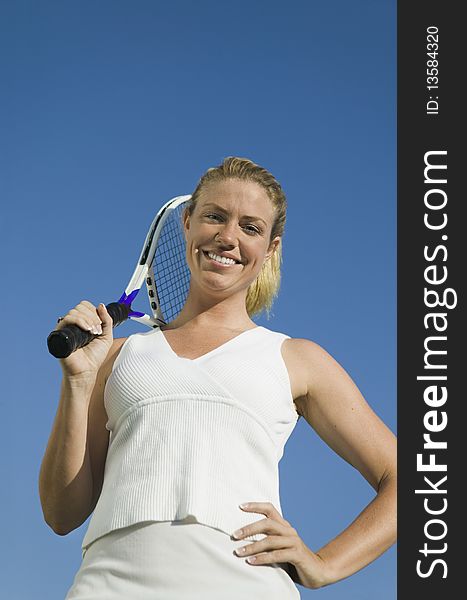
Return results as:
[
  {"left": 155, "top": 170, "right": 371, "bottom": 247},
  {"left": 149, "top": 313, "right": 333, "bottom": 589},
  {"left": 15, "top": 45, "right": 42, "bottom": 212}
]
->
[{"left": 183, "top": 178, "right": 281, "bottom": 297}]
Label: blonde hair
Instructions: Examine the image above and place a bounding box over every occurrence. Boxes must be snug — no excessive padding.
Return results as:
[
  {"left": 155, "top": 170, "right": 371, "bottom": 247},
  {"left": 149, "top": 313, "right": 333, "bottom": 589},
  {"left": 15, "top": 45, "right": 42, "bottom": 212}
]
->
[{"left": 186, "top": 156, "right": 287, "bottom": 318}]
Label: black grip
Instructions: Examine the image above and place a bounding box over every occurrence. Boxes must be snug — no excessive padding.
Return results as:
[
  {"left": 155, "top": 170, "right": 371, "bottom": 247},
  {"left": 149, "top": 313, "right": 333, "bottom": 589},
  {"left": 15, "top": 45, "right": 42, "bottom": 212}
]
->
[{"left": 47, "top": 302, "right": 131, "bottom": 359}]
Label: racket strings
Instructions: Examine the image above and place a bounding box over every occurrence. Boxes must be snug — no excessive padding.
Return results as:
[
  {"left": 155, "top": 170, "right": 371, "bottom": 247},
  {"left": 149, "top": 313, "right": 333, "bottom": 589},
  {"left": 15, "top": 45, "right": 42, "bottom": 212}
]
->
[{"left": 152, "top": 202, "right": 191, "bottom": 323}]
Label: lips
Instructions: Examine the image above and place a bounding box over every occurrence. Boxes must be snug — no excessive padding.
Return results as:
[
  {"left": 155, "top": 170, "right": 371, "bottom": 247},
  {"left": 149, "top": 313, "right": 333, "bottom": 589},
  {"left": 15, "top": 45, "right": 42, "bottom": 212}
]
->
[{"left": 202, "top": 250, "right": 242, "bottom": 266}]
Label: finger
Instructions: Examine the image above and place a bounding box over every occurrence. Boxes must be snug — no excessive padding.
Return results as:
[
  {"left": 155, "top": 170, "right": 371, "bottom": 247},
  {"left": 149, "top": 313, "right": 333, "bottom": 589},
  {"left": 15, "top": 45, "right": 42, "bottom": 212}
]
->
[
  {"left": 79, "top": 299, "right": 99, "bottom": 311},
  {"left": 76, "top": 301, "right": 104, "bottom": 327},
  {"left": 234, "top": 535, "right": 292, "bottom": 558},
  {"left": 74, "top": 301, "right": 106, "bottom": 334},
  {"left": 97, "top": 303, "right": 114, "bottom": 330},
  {"left": 57, "top": 309, "right": 100, "bottom": 334},
  {"left": 60, "top": 302, "right": 103, "bottom": 334},
  {"left": 58, "top": 302, "right": 99, "bottom": 332},
  {"left": 232, "top": 518, "right": 289, "bottom": 540},
  {"left": 239, "top": 502, "right": 286, "bottom": 521},
  {"left": 73, "top": 306, "right": 102, "bottom": 334},
  {"left": 245, "top": 548, "right": 292, "bottom": 565}
]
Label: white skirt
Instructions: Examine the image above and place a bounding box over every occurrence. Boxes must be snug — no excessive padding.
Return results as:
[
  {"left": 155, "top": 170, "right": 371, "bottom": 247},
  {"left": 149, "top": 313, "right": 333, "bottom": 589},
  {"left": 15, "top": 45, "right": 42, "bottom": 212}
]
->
[{"left": 65, "top": 517, "right": 301, "bottom": 599}]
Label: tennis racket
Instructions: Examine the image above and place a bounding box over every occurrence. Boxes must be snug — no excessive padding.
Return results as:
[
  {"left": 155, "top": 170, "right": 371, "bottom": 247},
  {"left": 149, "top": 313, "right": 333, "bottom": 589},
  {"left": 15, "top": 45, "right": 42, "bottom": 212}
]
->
[{"left": 47, "top": 194, "right": 192, "bottom": 358}]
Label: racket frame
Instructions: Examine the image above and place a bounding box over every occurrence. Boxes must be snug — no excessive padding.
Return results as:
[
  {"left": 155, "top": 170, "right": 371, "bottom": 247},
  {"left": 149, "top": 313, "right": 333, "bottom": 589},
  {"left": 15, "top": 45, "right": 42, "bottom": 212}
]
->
[{"left": 119, "top": 194, "right": 192, "bottom": 329}]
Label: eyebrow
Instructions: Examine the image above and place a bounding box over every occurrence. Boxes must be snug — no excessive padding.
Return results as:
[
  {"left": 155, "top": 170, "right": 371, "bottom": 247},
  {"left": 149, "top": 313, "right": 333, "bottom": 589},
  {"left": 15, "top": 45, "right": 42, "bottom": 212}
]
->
[{"left": 201, "top": 203, "right": 268, "bottom": 226}]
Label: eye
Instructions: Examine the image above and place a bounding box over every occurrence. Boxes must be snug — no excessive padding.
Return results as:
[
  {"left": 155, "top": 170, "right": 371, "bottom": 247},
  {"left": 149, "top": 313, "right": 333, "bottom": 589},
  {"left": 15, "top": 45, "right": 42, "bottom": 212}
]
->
[
  {"left": 243, "top": 224, "right": 261, "bottom": 235},
  {"left": 204, "top": 213, "right": 261, "bottom": 235},
  {"left": 205, "top": 213, "right": 223, "bottom": 221}
]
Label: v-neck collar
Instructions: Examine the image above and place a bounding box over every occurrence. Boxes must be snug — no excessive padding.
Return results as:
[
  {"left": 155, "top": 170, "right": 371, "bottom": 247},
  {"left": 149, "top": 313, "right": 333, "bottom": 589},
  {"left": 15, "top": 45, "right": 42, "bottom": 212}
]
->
[{"left": 158, "top": 326, "right": 263, "bottom": 362}]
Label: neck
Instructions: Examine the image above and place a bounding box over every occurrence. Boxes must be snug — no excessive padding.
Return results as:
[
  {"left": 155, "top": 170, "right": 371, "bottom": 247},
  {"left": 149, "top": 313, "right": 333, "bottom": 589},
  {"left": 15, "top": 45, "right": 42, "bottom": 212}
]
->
[{"left": 164, "top": 283, "right": 256, "bottom": 332}]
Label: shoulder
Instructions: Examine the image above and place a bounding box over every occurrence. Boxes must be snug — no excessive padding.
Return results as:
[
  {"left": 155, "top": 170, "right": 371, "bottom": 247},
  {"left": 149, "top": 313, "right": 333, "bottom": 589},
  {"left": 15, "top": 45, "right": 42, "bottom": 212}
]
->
[
  {"left": 102, "top": 337, "right": 129, "bottom": 384},
  {"left": 282, "top": 336, "right": 354, "bottom": 401},
  {"left": 280, "top": 337, "right": 337, "bottom": 407},
  {"left": 282, "top": 336, "right": 326, "bottom": 356},
  {"left": 282, "top": 336, "right": 334, "bottom": 371},
  {"left": 109, "top": 336, "right": 129, "bottom": 359}
]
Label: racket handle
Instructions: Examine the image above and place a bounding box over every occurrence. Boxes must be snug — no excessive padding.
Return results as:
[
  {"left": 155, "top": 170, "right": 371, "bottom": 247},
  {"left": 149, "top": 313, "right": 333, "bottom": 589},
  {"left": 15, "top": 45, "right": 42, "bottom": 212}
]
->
[{"left": 47, "top": 302, "right": 131, "bottom": 359}]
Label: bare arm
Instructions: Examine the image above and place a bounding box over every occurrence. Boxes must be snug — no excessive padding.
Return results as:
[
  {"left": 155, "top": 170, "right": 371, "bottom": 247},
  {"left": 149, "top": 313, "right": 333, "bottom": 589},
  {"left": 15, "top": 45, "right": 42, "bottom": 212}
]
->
[
  {"left": 293, "top": 339, "right": 397, "bottom": 587},
  {"left": 38, "top": 301, "right": 116, "bottom": 535},
  {"left": 39, "top": 373, "right": 101, "bottom": 534}
]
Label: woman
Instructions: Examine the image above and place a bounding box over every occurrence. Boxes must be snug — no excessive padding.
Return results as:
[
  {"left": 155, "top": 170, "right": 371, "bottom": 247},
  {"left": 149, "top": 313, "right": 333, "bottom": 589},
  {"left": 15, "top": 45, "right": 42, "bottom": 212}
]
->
[{"left": 39, "top": 157, "right": 397, "bottom": 598}]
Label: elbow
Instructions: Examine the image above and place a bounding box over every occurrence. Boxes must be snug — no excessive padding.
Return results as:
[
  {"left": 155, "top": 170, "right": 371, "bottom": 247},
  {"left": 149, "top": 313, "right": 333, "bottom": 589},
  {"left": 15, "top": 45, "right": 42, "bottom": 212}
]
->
[
  {"left": 377, "top": 456, "right": 397, "bottom": 493},
  {"left": 41, "top": 508, "right": 77, "bottom": 536},
  {"left": 52, "top": 526, "right": 71, "bottom": 537},
  {"left": 46, "top": 514, "right": 86, "bottom": 536},
  {"left": 377, "top": 467, "right": 397, "bottom": 544},
  {"left": 39, "top": 501, "right": 69, "bottom": 536},
  {"left": 377, "top": 468, "right": 397, "bottom": 493},
  {"left": 44, "top": 517, "right": 71, "bottom": 536},
  {"left": 39, "top": 491, "right": 92, "bottom": 536}
]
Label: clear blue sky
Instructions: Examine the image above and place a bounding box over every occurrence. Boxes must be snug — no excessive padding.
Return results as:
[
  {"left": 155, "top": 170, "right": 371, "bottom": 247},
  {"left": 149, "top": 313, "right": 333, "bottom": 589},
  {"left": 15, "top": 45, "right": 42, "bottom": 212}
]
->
[{"left": 1, "top": 1, "right": 396, "bottom": 598}]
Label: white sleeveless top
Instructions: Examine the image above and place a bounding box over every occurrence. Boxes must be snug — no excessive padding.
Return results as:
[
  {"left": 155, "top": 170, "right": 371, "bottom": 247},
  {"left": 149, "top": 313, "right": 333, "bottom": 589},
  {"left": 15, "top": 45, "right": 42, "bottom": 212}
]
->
[{"left": 81, "top": 325, "right": 300, "bottom": 552}]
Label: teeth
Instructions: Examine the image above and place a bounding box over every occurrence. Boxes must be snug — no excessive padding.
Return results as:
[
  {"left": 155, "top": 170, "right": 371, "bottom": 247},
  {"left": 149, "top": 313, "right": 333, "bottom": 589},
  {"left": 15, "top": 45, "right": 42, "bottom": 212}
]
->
[{"left": 207, "top": 251, "right": 237, "bottom": 265}]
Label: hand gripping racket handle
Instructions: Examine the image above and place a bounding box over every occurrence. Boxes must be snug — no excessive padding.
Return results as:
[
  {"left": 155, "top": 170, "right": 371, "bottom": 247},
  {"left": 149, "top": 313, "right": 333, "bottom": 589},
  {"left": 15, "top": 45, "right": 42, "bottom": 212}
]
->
[{"left": 47, "top": 302, "right": 131, "bottom": 359}]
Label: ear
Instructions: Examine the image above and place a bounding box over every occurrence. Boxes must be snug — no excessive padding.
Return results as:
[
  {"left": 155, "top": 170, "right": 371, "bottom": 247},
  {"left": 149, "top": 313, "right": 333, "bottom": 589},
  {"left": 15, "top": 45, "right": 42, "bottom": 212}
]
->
[
  {"left": 182, "top": 207, "right": 191, "bottom": 238},
  {"left": 265, "top": 236, "right": 281, "bottom": 261}
]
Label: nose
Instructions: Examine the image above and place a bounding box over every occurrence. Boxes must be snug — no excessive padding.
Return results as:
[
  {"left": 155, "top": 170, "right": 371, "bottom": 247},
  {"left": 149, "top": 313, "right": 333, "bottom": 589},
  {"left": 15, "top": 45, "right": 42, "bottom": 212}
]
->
[{"left": 215, "top": 221, "right": 238, "bottom": 247}]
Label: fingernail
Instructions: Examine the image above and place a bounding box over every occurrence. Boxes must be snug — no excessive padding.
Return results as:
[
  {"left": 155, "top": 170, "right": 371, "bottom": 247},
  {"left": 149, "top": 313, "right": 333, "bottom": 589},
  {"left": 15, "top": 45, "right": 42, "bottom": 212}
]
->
[
  {"left": 239, "top": 503, "right": 249, "bottom": 509},
  {"left": 233, "top": 529, "right": 243, "bottom": 538}
]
